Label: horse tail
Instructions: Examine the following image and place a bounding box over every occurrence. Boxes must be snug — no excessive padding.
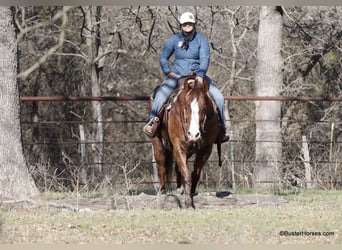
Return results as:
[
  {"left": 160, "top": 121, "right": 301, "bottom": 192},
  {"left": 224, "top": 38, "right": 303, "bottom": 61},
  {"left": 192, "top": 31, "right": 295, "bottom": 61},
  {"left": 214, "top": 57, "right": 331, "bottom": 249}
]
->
[{"left": 217, "top": 142, "right": 222, "bottom": 167}]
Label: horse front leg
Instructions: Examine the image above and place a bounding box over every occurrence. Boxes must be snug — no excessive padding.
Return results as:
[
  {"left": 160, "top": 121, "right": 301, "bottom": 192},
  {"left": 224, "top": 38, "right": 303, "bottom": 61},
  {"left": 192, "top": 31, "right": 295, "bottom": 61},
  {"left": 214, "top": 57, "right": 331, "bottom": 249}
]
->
[
  {"left": 152, "top": 138, "right": 167, "bottom": 194},
  {"left": 173, "top": 146, "right": 193, "bottom": 208}
]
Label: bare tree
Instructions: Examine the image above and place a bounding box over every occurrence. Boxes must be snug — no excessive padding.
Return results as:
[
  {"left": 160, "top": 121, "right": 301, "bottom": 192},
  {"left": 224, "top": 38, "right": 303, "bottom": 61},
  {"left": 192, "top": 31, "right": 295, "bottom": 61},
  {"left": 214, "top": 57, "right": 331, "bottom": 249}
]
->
[
  {"left": 254, "top": 6, "right": 283, "bottom": 188},
  {"left": 15, "top": 6, "right": 341, "bottom": 191},
  {"left": 281, "top": 6, "right": 342, "bottom": 188},
  {"left": 83, "top": 6, "right": 105, "bottom": 185},
  {"left": 0, "top": 7, "right": 39, "bottom": 200}
]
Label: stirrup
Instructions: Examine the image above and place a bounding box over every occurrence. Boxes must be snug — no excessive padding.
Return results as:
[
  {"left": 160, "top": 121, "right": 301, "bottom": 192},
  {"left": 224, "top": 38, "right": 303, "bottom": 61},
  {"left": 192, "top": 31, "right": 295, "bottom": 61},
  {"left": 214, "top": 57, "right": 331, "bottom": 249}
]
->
[
  {"left": 143, "top": 117, "right": 159, "bottom": 137},
  {"left": 216, "top": 129, "right": 229, "bottom": 144},
  {"left": 221, "top": 133, "right": 230, "bottom": 143},
  {"left": 143, "top": 123, "right": 153, "bottom": 137}
]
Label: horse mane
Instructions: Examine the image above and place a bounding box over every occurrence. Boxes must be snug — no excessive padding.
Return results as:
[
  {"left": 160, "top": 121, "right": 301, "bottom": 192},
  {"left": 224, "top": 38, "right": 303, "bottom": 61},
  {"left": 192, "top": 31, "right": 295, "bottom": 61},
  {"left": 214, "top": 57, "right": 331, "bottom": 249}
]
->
[{"left": 182, "top": 76, "right": 208, "bottom": 94}]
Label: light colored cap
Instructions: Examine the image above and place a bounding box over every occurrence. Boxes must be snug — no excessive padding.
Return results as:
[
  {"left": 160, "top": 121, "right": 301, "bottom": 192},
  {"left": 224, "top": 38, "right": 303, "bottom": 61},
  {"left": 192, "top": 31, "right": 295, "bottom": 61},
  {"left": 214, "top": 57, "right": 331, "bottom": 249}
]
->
[{"left": 179, "top": 12, "right": 196, "bottom": 24}]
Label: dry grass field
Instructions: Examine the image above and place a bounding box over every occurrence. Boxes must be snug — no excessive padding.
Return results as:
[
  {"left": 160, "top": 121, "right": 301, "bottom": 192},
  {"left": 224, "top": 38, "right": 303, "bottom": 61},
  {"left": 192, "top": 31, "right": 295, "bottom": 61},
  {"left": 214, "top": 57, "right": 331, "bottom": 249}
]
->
[{"left": 0, "top": 189, "right": 341, "bottom": 244}]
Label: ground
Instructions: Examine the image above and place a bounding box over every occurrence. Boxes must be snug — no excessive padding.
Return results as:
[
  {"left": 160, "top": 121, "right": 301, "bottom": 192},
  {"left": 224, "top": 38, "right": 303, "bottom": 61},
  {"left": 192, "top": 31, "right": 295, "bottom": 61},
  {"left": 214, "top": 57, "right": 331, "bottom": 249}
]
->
[
  {"left": 45, "top": 192, "right": 290, "bottom": 211},
  {"left": 0, "top": 190, "right": 341, "bottom": 244}
]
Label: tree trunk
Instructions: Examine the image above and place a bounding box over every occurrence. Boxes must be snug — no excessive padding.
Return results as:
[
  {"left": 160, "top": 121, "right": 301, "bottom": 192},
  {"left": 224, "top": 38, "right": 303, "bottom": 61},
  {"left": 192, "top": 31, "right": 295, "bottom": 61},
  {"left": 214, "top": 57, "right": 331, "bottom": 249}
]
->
[
  {"left": 0, "top": 7, "right": 39, "bottom": 200},
  {"left": 254, "top": 6, "right": 283, "bottom": 189},
  {"left": 85, "top": 6, "right": 104, "bottom": 185}
]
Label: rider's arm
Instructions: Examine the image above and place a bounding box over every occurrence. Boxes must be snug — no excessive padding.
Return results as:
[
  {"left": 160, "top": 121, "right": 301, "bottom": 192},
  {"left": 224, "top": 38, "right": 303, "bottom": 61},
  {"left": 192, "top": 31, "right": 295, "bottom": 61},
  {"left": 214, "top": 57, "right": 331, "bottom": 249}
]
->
[
  {"left": 159, "top": 36, "right": 175, "bottom": 76},
  {"left": 195, "top": 35, "right": 210, "bottom": 77}
]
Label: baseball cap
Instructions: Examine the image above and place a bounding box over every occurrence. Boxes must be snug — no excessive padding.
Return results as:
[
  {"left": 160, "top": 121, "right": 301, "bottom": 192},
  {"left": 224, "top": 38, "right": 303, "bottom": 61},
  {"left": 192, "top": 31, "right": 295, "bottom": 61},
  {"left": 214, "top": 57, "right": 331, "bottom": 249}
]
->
[{"left": 179, "top": 12, "right": 196, "bottom": 24}]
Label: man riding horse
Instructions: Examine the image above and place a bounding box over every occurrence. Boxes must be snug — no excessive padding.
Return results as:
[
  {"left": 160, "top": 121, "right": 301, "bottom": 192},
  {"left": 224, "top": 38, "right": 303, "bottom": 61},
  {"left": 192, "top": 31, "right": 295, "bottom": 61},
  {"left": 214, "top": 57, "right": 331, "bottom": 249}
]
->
[{"left": 143, "top": 12, "right": 229, "bottom": 143}]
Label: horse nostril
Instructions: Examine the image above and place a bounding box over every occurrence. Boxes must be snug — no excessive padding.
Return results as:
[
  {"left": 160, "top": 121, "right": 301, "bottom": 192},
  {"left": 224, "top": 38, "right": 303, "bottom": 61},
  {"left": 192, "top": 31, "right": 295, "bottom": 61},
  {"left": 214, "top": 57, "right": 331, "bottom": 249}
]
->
[{"left": 187, "top": 131, "right": 201, "bottom": 141}]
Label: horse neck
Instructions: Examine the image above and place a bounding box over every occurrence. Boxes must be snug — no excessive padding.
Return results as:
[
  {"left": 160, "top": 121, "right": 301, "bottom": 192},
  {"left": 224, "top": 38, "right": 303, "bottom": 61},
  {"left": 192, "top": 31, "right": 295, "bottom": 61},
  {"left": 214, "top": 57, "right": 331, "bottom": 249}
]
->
[
  {"left": 178, "top": 87, "right": 214, "bottom": 115},
  {"left": 204, "top": 93, "right": 216, "bottom": 117}
]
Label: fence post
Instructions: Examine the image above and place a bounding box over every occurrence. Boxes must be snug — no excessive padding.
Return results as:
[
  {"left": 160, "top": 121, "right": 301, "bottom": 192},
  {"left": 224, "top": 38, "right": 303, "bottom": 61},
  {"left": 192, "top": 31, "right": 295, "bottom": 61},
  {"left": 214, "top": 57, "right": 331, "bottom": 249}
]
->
[
  {"left": 79, "top": 124, "right": 88, "bottom": 188},
  {"left": 302, "top": 135, "right": 312, "bottom": 189},
  {"left": 229, "top": 130, "right": 236, "bottom": 189},
  {"left": 329, "top": 122, "right": 335, "bottom": 189}
]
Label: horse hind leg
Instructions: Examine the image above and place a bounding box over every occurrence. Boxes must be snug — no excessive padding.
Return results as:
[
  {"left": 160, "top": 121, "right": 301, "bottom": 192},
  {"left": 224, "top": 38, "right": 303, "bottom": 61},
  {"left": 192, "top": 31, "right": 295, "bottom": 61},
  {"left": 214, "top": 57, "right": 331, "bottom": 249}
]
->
[
  {"left": 158, "top": 156, "right": 173, "bottom": 194},
  {"left": 191, "top": 147, "right": 212, "bottom": 200},
  {"left": 164, "top": 152, "right": 174, "bottom": 192}
]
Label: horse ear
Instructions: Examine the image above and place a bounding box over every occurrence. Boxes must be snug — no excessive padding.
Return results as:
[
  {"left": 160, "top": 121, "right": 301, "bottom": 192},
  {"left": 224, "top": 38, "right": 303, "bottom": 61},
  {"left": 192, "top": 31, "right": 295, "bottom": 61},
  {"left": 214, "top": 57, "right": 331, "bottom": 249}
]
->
[
  {"left": 178, "top": 77, "right": 185, "bottom": 89},
  {"left": 183, "top": 78, "right": 190, "bottom": 93},
  {"left": 184, "top": 77, "right": 196, "bottom": 92}
]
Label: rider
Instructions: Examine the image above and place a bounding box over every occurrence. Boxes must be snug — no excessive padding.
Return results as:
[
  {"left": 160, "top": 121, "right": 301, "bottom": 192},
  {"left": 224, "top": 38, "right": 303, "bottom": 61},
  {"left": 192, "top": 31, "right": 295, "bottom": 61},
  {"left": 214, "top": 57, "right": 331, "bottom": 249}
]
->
[{"left": 143, "top": 12, "right": 229, "bottom": 143}]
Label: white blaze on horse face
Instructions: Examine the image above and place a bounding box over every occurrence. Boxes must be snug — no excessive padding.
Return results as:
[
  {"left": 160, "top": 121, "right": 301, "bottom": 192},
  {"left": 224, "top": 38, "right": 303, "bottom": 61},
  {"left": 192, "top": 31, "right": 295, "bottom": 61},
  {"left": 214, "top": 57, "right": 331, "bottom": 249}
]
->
[{"left": 188, "top": 98, "right": 201, "bottom": 141}]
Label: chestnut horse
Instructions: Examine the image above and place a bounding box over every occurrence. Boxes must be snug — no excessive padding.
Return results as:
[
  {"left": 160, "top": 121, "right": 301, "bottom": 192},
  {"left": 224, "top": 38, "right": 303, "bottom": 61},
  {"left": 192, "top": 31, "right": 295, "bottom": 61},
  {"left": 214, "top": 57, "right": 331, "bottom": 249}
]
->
[{"left": 151, "top": 76, "right": 222, "bottom": 208}]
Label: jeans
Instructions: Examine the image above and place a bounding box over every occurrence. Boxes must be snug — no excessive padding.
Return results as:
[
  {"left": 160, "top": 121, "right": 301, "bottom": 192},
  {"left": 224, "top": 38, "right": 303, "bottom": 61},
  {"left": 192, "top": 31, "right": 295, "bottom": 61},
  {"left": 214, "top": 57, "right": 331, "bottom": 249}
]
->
[{"left": 148, "top": 76, "right": 226, "bottom": 130}]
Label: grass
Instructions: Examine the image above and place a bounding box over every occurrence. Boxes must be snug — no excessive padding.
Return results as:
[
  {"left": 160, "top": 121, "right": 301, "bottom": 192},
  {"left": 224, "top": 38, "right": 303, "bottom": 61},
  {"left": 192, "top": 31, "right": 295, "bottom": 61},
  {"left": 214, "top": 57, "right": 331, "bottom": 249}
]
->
[{"left": 0, "top": 189, "right": 341, "bottom": 244}]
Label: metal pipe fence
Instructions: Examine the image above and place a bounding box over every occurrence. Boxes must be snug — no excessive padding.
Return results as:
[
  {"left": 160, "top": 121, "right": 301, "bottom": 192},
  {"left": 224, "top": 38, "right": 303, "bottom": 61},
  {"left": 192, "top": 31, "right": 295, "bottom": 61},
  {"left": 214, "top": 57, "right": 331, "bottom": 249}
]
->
[
  {"left": 19, "top": 95, "right": 342, "bottom": 189},
  {"left": 20, "top": 95, "right": 342, "bottom": 102}
]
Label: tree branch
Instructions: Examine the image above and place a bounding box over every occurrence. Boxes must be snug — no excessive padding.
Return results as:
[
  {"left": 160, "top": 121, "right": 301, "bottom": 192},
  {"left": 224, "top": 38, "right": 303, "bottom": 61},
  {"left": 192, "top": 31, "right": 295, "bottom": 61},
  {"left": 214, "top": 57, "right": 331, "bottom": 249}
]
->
[{"left": 18, "top": 7, "right": 72, "bottom": 79}]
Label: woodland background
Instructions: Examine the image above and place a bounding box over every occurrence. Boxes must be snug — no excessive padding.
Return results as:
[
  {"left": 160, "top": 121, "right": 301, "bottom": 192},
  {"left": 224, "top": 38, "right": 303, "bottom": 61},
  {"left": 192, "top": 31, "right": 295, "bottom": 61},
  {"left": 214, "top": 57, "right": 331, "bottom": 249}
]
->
[{"left": 15, "top": 6, "right": 341, "bottom": 192}]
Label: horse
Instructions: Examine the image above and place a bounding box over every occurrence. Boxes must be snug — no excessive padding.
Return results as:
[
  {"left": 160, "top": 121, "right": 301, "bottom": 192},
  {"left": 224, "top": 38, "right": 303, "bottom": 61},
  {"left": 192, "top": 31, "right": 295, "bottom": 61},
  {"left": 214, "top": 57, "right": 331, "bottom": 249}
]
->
[{"left": 150, "top": 75, "right": 222, "bottom": 208}]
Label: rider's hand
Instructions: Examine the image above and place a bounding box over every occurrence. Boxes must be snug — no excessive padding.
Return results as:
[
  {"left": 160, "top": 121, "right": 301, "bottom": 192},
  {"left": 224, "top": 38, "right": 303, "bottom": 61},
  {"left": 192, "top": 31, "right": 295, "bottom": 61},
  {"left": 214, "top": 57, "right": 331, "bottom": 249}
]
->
[{"left": 168, "top": 72, "right": 177, "bottom": 78}]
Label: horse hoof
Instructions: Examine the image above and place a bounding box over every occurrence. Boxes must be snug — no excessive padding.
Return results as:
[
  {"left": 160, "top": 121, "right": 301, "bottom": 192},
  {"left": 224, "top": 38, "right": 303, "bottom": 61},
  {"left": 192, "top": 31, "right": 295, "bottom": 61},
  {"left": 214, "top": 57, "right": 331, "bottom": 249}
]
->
[
  {"left": 176, "top": 187, "right": 184, "bottom": 194},
  {"left": 184, "top": 199, "right": 195, "bottom": 209},
  {"left": 158, "top": 189, "right": 166, "bottom": 195}
]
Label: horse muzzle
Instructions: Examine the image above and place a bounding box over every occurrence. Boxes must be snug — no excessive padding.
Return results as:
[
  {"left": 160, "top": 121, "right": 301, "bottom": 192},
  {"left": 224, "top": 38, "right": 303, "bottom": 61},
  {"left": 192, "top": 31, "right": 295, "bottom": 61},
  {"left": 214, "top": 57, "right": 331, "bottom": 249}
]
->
[{"left": 186, "top": 130, "right": 201, "bottom": 143}]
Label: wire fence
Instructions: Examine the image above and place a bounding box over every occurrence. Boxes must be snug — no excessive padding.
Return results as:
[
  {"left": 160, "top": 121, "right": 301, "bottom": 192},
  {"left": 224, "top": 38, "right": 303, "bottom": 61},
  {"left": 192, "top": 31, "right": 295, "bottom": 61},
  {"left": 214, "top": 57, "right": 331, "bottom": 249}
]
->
[
  {"left": 19, "top": 95, "right": 342, "bottom": 102},
  {"left": 19, "top": 95, "right": 342, "bottom": 190}
]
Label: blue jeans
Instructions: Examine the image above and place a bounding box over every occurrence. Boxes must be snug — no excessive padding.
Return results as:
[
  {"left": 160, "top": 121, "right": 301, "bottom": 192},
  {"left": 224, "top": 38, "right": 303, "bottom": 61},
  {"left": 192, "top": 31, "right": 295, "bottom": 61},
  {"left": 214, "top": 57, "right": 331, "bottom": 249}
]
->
[{"left": 148, "top": 76, "right": 227, "bottom": 130}]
